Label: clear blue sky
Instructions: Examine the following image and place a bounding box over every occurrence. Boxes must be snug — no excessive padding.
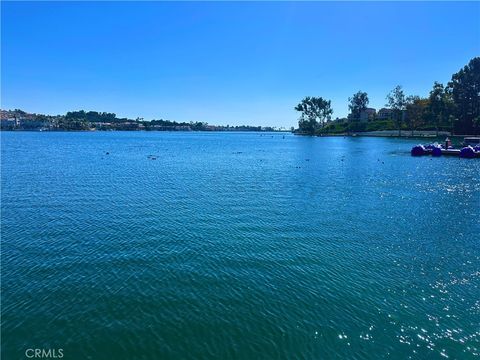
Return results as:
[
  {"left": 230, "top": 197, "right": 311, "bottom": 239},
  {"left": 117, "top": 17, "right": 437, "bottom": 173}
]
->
[{"left": 1, "top": 1, "right": 479, "bottom": 127}]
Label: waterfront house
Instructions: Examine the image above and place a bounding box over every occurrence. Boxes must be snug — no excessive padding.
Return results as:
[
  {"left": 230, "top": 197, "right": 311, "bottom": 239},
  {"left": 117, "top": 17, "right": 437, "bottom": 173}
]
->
[
  {"left": 348, "top": 108, "right": 376, "bottom": 122},
  {"left": 0, "top": 118, "right": 17, "bottom": 129},
  {"left": 360, "top": 108, "right": 376, "bottom": 122},
  {"left": 377, "top": 108, "right": 408, "bottom": 121},
  {"left": 377, "top": 108, "right": 393, "bottom": 120}
]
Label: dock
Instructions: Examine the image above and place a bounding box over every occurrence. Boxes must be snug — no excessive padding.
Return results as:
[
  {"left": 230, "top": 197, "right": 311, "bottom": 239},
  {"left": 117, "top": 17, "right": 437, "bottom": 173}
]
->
[
  {"left": 441, "top": 149, "right": 462, "bottom": 156},
  {"left": 411, "top": 143, "right": 480, "bottom": 158}
]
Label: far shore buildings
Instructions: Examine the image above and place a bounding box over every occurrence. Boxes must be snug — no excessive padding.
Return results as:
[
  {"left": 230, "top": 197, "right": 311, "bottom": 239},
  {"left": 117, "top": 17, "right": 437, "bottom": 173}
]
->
[
  {"left": 377, "top": 108, "right": 394, "bottom": 120},
  {"left": 377, "top": 108, "right": 407, "bottom": 121},
  {"left": 1, "top": 110, "right": 51, "bottom": 130},
  {"left": 340, "top": 107, "right": 405, "bottom": 123},
  {"left": 347, "top": 107, "right": 377, "bottom": 122}
]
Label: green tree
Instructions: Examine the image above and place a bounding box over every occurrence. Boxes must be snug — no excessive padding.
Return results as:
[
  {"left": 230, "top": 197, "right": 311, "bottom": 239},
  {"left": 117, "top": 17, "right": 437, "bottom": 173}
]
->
[
  {"left": 428, "top": 82, "right": 450, "bottom": 136},
  {"left": 294, "top": 96, "right": 333, "bottom": 135},
  {"left": 386, "top": 85, "right": 407, "bottom": 136},
  {"left": 406, "top": 96, "right": 429, "bottom": 135},
  {"left": 447, "top": 57, "right": 480, "bottom": 134},
  {"left": 348, "top": 91, "right": 369, "bottom": 121}
]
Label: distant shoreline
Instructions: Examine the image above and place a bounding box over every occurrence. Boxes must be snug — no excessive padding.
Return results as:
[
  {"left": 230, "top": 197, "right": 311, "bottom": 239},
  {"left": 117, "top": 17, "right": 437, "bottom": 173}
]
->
[
  {"left": 3, "top": 129, "right": 478, "bottom": 139},
  {"left": 0, "top": 129, "right": 290, "bottom": 133},
  {"left": 0, "top": 109, "right": 289, "bottom": 132},
  {"left": 294, "top": 130, "right": 478, "bottom": 139}
]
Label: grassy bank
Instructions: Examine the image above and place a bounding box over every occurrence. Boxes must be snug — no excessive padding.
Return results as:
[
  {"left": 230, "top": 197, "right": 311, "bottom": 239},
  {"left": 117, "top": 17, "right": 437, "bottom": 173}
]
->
[{"left": 317, "top": 119, "right": 461, "bottom": 135}]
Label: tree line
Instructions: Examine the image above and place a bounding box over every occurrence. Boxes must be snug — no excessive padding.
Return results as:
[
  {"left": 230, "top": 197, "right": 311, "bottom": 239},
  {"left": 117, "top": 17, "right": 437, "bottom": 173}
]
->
[{"left": 295, "top": 57, "right": 480, "bottom": 135}]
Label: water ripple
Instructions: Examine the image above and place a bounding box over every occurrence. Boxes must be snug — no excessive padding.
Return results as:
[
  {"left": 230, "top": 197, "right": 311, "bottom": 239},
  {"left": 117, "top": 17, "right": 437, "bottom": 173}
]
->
[{"left": 1, "top": 132, "right": 479, "bottom": 359}]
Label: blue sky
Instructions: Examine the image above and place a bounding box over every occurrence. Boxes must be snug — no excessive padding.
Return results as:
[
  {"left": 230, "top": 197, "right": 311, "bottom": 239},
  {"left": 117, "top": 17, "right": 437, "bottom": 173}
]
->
[{"left": 1, "top": 1, "right": 479, "bottom": 127}]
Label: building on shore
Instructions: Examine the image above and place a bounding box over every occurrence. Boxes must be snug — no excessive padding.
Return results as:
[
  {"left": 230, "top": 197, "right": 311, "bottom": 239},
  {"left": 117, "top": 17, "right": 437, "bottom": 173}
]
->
[
  {"left": 377, "top": 108, "right": 408, "bottom": 121},
  {"left": 0, "top": 118, "right": 17, "bottom": 129},
  {"left": 348, "top": 108, "right": 376, "bottom": 122},
  {"left": 377, "top": 108, "right": 393, "bottom": 120},
  {"left": 360, "top": 108, "right": 376, "bottom": 122}
]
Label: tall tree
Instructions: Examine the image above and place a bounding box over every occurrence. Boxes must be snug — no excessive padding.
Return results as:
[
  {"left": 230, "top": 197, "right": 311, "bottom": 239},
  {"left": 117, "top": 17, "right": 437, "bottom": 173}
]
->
[
  {"left": 295, "top": 96, "right": 333, "bottom": 135},
  {"left": 406, "top": 96, "right": 429, "bottom": 136},
  {"left": 428, "top": 82, "right": 451, "bottom": 136},
  {"left": 348, "top": 91, "right": 369, "bottom": 121},
  {"left": 447, "top": 57, "right": 480, "bottom": 134},
  {"left": 386, "top": 85, "right": 407, "bottom": 136}
]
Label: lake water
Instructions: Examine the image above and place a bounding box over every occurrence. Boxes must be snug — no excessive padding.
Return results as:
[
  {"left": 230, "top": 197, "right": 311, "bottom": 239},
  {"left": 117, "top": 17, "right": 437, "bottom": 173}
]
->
[{"left": 1, "top": 131, "right": 479, "bottom": 359}]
